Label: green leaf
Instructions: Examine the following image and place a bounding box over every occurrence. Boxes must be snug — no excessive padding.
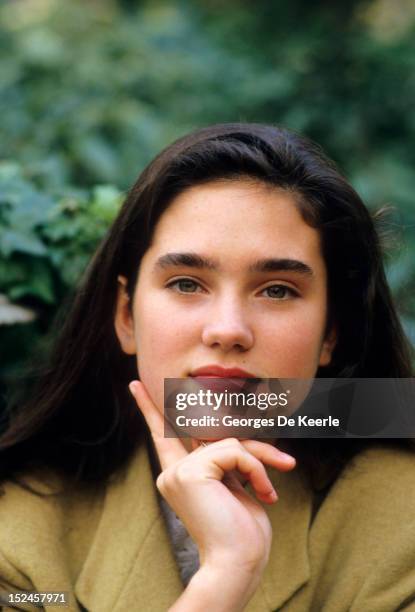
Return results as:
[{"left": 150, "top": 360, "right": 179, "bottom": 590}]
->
[
  {"left": 7, "top": 259, "right": 55, "bottom": 304},
  {"left": 90, "top": 185, "right": 123, "bottom": 223},
  {"left": 0, "top": 228, "right": 47, "bottom": 256}
]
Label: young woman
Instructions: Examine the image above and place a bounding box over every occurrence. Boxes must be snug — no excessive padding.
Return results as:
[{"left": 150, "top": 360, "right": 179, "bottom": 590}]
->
[{"left": 0, "top": 123, "right": 414, "bottom": 612}]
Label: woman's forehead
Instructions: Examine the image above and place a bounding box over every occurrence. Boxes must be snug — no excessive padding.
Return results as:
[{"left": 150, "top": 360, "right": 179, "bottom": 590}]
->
[{"left": 149, "top": 181, "right": 323, "bottom": 263}]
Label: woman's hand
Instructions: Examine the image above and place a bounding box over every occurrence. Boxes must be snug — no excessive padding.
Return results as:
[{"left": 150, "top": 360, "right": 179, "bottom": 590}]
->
[{"left": 129, "top": 380, "right": 296, "bottom": 611}]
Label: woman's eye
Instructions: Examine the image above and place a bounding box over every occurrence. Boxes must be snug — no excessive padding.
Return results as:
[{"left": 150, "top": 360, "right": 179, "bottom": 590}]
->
[
  {"left": 167, "top": 279, "right": 202, "bottom": 293},
  {"left": 262, "top": 285, "right": 297, "bottom": 300}
]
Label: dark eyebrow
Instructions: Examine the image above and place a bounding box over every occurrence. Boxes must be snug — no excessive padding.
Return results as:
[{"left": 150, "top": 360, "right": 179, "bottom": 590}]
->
[
  {"left": 154, "top": 252, "right": 218, "bottom": 271},
  {"left": 249, "top": 258, "right": 314, "bottom": 276},
  {"left": 154, "top": 252, "right": 314, "bottom": 276}
]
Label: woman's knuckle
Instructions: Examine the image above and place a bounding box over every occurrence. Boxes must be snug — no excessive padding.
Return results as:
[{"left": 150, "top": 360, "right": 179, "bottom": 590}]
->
[
  {"left": 156, "top": 472, "right": 166, "bottom": 492},
  {"left": 175, "top": 461, "right": 197, "bottom": 483}
]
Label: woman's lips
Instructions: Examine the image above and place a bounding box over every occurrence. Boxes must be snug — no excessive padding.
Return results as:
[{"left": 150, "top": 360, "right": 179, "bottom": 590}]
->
[
  {"left": 190, "top": 365, "right": 257, "bottom": 378},
  {"left": 189, "top": 365, "right": 260, "bottom": 393}
]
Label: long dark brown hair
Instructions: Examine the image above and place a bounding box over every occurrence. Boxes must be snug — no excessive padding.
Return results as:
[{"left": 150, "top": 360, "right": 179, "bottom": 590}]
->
[{"left": 1, "top": 123, "right": 413, "bottom": 487}]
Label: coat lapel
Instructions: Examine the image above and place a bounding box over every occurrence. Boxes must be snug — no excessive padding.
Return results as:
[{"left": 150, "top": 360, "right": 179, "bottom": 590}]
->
[
  {"left": 75, "top": 443, "right": 312, "bottom": 612},
  {"left": 74, "top": 442, "right": 183, "bottom": 611},
  {"left": 247, "top": 467, "right": 312, "bottom": 611}
]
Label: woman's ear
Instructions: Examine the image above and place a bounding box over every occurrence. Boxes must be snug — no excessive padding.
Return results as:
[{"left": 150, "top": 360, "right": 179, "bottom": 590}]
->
[
  {"left": 318, "top": 326, "right": 337, "bottom": 367},
  {"left": 114, "top": 275, "right": 137, "bottom": 355}
]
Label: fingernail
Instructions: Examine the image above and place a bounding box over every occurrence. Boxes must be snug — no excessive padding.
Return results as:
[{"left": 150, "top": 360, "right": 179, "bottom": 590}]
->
[
  {"left": 268, "top": 489, "right": 278, "bottom": 502},
  {"left": 129, "top": 381, "right": 138, "bottom": 396},
  {"left": 280, "top": 452, "right": 296, "bottom": 465}
]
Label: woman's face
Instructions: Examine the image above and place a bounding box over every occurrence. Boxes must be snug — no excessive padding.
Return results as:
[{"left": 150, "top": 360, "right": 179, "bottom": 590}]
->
[{"left": 115, "top": 179, "right": 336, "bottom": 411}]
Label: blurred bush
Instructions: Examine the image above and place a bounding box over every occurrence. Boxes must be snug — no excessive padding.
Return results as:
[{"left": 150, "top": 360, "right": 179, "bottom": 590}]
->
[
  {"left": 0, "top": 161, "right": 123, "bottom": 400},
  {"left": 0, "top": 0, "right": 256, "bottom": 189},
  {"left": 1, "top": 0, "right": 414, "bottom": 408}
]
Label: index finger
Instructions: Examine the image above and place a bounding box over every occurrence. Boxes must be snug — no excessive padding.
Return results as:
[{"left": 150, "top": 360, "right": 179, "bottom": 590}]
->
[{"left": 129, "top": 380, "right": 188, "bottom": 469}]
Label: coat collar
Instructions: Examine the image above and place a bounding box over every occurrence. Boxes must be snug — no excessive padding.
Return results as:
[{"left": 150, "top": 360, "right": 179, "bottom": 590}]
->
[
  {"left": 75, "top": 441, "right": 312, "bottom": 611},
  {"left": 253, "top": 467, "right": 312, "bottom": 611}
]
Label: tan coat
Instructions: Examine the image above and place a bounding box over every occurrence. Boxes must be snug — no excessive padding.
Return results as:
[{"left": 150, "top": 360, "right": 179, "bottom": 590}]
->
[{"left": 1, "top": 442, "right": 415, "bottom": 612}]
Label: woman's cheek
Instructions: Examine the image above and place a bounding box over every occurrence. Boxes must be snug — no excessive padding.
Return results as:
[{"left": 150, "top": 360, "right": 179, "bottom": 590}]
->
[
  {"left": 134, "top": 305, "right": 192, "bottom": 412},
  {"left": 135, "top": 353, "right": 165, "bottom": 414},
  {"left": 264, "top": 317, "right": 325, "bottom": 377},
  {"left": 287, "top": 326, "right": 327, "bottom": 376}
]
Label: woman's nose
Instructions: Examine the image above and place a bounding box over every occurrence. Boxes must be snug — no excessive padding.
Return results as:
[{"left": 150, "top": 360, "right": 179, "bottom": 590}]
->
[{"left": 201, "top": 299, "right": 254, "bottom": 353}]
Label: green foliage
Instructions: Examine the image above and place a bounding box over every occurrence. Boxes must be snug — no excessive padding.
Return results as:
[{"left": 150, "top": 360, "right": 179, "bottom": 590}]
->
[
  {"left": 0, "top": 163, "right": 122, "bottom": 400},
  {"left": 0, "top": 0, "right": 257, "bottom": 189},
  {"left": 0, "top": 162, "right": 122, "bottom": 305},
  {"left": 0, "top": 0, "right": 414, "bottom": 405}
]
